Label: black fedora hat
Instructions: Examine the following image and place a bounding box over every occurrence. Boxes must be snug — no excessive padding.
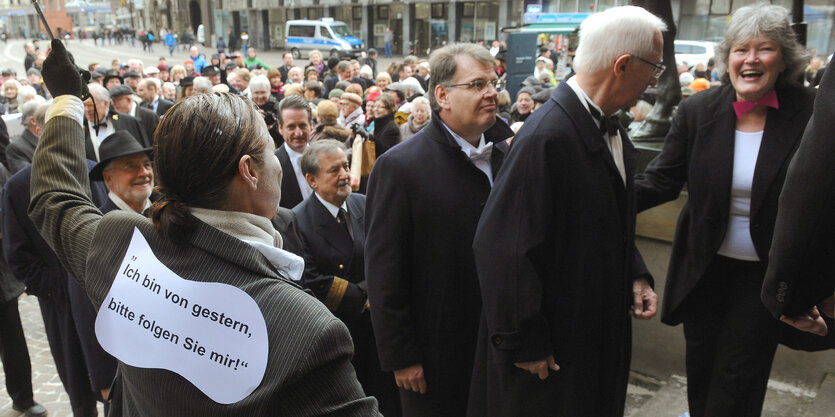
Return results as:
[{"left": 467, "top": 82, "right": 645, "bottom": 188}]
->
[
  {"left": 103, "top": 69, "right": 123, "bottom": 85},
  {"left": 89, "top": 131, "right": 153, "bottom": 181}
]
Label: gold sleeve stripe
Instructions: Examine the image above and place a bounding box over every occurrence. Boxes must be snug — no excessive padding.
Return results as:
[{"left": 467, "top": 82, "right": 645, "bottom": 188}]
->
[{"left": 324, "top": 277, "right": 349, "bottom": 311}]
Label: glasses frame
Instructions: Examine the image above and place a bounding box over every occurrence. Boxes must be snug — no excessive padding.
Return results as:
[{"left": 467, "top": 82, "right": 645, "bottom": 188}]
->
[
  {"left": 632, "top": 55, "right": 666, "bottom": 79},
  {"left": 444, "top": 78, "right": 503, "bottom": 94}
]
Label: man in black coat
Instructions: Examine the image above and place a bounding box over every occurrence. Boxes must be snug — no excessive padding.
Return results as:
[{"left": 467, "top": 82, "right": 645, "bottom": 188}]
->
[
  {"left": 468, "top": 6, "right": 663, "bottom": 416},
  {"left": 109, "top": 85, "right": 159, "bottom": 143},
  {"left": 2, "top": 161, "right": 109, "bottom": 417},
  {"left": 365, "top": 43, "right": 512, "bottom": 417},
  {"left": 762, "top": 64, "right": 835, "bottom": 333},
  {"left": 6, "top": 101, "right": 46, "bottom": 174},
  {"left": 137, "top": 78, "right": 174, "bottom": 118},
  {"left": 83, "top": 83, "right": 151, "bottom": 161},
  {"left": 324, "top": 61, "right": 366, "bottom": 97},
  {"left": 274, "top": 96, "right": 314, "bottom": 209},
  {"left": 294, "top": 140, "right": 400, "bottom": 416}
]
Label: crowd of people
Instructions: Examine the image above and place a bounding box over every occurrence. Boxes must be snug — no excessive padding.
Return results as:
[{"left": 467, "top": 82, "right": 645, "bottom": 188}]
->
[{"left": 0, "top": 3, "right": 832, "bottom": 417}]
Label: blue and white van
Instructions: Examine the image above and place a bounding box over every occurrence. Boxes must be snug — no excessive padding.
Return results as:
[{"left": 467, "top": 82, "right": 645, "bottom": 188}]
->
[{"left": 285, "top": 19, "right": 364, "bottom": 59}]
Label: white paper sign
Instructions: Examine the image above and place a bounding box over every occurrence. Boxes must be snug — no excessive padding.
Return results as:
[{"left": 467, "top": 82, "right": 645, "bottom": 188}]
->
[{"left": 95, "top": 227, "right": 269, "bottom": 404}]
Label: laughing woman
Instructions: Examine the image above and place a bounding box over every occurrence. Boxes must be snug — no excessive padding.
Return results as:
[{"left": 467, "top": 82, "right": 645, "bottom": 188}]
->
[{"left": 634, "top": 5, "right": 814, "bottom": 417}]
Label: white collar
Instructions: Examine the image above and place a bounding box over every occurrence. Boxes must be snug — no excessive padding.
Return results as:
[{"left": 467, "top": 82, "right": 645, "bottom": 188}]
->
[
  {"left": 314, "top": 192, "right": 348, "bottom": 218},
  {"left": 283, "top": 142, "right": 304, "bottom": 160},
  {"left": 440, "top": 119, "right": 489, "bottom": 157},
  {"left": 107, "top": 191, "right": 151, "bottom": 214},
  {"left": 566, "top": 76, "right": 604, "bottom": 122}
]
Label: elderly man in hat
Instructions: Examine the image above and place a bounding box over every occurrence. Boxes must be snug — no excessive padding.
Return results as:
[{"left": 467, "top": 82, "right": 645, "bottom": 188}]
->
[
  {"left": 83, "top": 83, "right": 150, "bottom": 161},
  {"left": 123, "top": 71, "right": 142, "bottom": 92},
  {"left": 110, "top": 85, "right": 159, "bottom": 140},
  {"left": 91, "top": 131, "right": 154, "bottom": 214},
  {"left": 203, "top": 65, "right": 222, "bottom": 85},
  {"left": 102, "top": 69, "right": 123, "bottom": 91}
]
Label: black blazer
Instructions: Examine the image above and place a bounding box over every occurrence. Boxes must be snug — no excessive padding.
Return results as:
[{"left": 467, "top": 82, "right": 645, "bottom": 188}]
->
[
  {"left": 763, "top": 65, "right": 835, "bottom": 318},
  {"left": 83, "top": 111, "right": 151, "bottom": 161},
  {"left": 294, "top": 193, "right": 367, "bottom": 318},
  {"left": 370, "top": 113, "right": 401, "bottom": 156},
  {"left": 636, "top": 82, "right": 816, "bottom": 325},
  {"left": 365, "top": 112, "right": 511, "bottom": 415},
  {"left": 271, "top": 207, "right": 304, "bottom": 258},
  {"left": 142, "top": 97, "right": 174, "bottom": 117},
  {"left": 133, "top": 105, "right": 160, "bottom": 141},
  {"left": 469, "top": 83, "right": 649, "bottom": 417},
  {"left": 274, "top": 144, "right": 304, "bottom": 209}
]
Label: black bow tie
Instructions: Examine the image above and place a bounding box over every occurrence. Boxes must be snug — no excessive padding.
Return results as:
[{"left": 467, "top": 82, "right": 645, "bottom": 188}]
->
[{"left": 587, "top": 105, "right": 620, "bottom": 137}]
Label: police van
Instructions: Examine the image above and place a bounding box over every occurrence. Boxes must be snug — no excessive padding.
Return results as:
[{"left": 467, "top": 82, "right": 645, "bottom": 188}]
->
[{"left": 285, "top": 19, "right": 364, "bottom": 59}]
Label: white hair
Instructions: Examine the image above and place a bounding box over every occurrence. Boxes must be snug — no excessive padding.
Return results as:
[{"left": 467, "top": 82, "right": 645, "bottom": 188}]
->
[
  {"left": 411, "top": 96, "right": 430, "bottom": 111},
  {"left": 573, "top": 5, "right": 667, "bottom": 74},
  {"left": 360, "top": 65, "right": 373, "bottom": 78},
  {"left": 212, "top": 83, "right": 230, "bottom": 93},
  {"left": 87, "top": 83, "right": 110, "bottom": 102},
  {"left": 249, "top": 75, "right": 270, "bottom": 92},
  {"left": 192, "top": 77, "right": 213, "bottom": 94},
  {"left": 18, "top": 85, "right": 38, "bottom": 103},
  {"left": 2, "top": 79, "right": 20, "bottom": 98}
]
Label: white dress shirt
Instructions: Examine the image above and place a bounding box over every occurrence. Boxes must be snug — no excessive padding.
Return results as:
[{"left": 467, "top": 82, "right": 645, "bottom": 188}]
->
[
  {"left": 566, "top": 76, "right": 626, "bottom": 185},
  {"left": 315, "top": 192, "right": 348, "bottom": 219},
  {"left": 283, "top": 142, "right": 313, "bottom": 200},
  {"left": 440, "top": 120, "right": 494, "bottom": 186},
  {"left": 86, "top": 115, "right": 115, "bottom": 161}
]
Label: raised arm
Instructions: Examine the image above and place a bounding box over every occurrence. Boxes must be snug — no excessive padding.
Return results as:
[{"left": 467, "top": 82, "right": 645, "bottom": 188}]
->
[{"left": 28, "top": 39, "right": 102, "bottom": 282}]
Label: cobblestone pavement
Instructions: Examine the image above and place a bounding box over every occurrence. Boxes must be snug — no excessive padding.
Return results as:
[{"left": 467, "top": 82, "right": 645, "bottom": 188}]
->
[{"left": 0, "top": 295, "right": 105, "bottom": 417}]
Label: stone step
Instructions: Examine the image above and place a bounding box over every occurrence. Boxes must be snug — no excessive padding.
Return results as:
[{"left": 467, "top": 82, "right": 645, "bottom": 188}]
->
[
  {"left": 804, "top": 373, "right": 835, "bottom": 417},
  {"left": 629, "top": 374, "right": 817, "bottom": 417}
]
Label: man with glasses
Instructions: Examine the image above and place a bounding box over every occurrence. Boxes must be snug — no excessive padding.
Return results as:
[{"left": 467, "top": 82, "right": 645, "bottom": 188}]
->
[
  {"left": 468, "top": 6, "right": 665, "bottom": 416},
  {"left": 365, "top": 43, "right": 513, "bottom": 417}
]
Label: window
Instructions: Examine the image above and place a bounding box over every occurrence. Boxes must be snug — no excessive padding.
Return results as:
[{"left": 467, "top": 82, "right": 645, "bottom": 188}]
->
[
  {"left": 288, "top": 25, "right": 315, "bottom": 38},
  {"left": 319, "top": 27, "right": 332, "bottom": 39}
]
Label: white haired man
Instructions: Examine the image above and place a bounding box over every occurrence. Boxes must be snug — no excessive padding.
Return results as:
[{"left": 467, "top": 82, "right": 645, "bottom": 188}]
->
[{"left": 468, "top": 6, "right": 665, "bottom": 416}]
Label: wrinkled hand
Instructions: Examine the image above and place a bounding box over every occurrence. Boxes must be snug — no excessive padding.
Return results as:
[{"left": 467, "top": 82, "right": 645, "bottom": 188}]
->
[
  {"left": 42, "top": 39, "right": 89, "bottom": 99},
  {"left": 394, "top": 364, "right": 426, "bottom": 394},
  {"left": 781, "top": 306, "right": 828, "bottom": 336},
  {"left": 514, "top": 355, "right": 560, "bottom": 380},
  {"left": 631, "top": 277, "right": 658, "bottom": 319}
]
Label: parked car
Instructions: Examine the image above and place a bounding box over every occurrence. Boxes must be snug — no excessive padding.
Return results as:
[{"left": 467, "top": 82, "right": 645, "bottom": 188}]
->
[
  {"left": 285, "top": 18, "right": 364, "bottom": 59},
  {"left": 674, "top": 40, "right": 716, "bottom": 70}
]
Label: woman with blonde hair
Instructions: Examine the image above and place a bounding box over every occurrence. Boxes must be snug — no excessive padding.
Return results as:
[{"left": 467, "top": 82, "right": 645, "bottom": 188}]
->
[
  {"left": 375, "top": 72, "right": 391, "bottom": 90},
  {"left": 0, "top": 79, "right": 21, "bottom": 114},
  {"left": 399, "top": 96, "right": 430, "bottom": 140},
  {"left": 169, "top": 65, "right": 187, "bottom": 86}
]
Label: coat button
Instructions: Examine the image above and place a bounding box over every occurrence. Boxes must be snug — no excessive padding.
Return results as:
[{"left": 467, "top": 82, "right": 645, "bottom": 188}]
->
[
  {"left": 339, "top": 264, "right": 344, "bottom": 270},
  {"left": 492, "top": 336, "right": 502, "bottom": 346}
]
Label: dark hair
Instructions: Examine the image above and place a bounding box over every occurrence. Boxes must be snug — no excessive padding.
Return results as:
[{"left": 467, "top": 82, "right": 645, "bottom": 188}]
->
[
  {"left": 305, "top": 81, "right": 324, "bottom": 98},
  {"left": 277, "top": 95, "right": 312, "bottom": 125},
  {"left": 377, "top": 92, "right": 398, "bottom": 113},
  {"left": 149, "top": 93, "right": 268, "bottom": 244}
]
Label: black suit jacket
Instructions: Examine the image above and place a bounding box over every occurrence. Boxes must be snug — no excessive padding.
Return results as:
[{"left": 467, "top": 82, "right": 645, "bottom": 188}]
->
[
  {"left": 133, "top": 105, "right": 160, "bottom": 141},
  {"left": 155, "top": 97, "right": 174, "bottom": 117},
  {"left": 635, "top": 82, "right": 815, "bottom": 325},
  {"left": 270, "top": 207, "right": 304, "bottom": 257},
  {"left": 278, "top": 65, "right": 292, "bottom": 83},
  {"left": 763, "top": 65, "right": 835, "bottom": 318},
  {"left": 469, "top": 83, "right": 649, "bottom": 417},
  {"left": 275, "top": 144, "right": 304, "bottom": 209},
  {"left": 294, "top": 193, "right": 366, "bottom": 318},
  {"left": 84, "top": 111, "right": 152, "bottom": 161},
  {"left": 365, "top": 112, "right": 511, "bottom": 415},
  {"left": 324, "top": 76, "right": 365, "bottom": 97}
]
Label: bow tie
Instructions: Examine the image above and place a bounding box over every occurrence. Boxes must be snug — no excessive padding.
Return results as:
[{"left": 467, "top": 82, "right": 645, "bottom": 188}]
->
[
  {"left": 588, "top": 105, "right": 620, "bottom": 137},
  {"left": 468, "top": 142, "right": 493, "bottom": 164},
  {"left": 732, "top": 90, "right": 779, "bottom": 118}
]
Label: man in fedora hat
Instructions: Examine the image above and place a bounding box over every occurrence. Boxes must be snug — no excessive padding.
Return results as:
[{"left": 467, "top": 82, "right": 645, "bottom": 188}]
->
[
  {"left": 111, "top": 85, "right": 159, "bottom": 141},
  {"left": 103, "top": 69, "right": 123, "bottom": 91},
  {"left": 90, "top": 131, "right": 154, "bottom": 214}
]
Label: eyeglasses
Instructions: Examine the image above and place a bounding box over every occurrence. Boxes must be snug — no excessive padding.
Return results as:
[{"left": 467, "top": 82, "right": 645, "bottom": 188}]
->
[
  {"left": 632, "top": 55, "right": 666, "bottom": 79},
  {"left": 445, "top": 78, "right": 503, "bottom": 94}
]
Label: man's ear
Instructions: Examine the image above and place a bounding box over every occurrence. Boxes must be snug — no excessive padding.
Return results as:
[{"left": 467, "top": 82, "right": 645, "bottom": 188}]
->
[
  {"left": 434, "top": 85, "right": 450, "bottom": 111},
  {"left": 614, "top": 55, "right": 631, "bottom": 78},
  {"left": 238, "top": 155, "right": 258, "bottom": 190}
]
